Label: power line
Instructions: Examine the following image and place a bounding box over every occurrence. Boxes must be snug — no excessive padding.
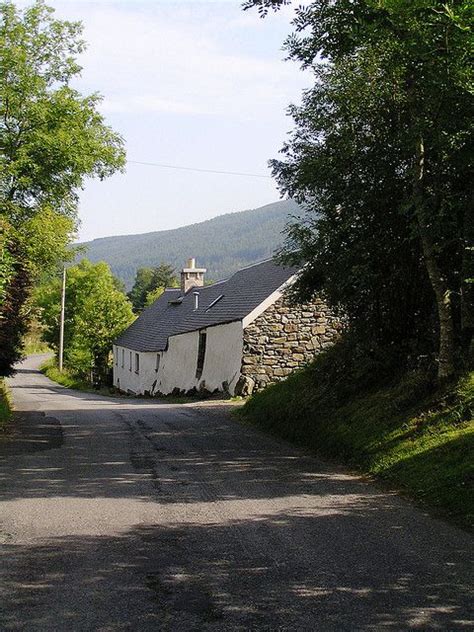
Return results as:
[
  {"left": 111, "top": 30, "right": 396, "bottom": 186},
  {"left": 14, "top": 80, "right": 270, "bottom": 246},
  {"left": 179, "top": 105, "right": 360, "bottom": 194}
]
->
[{"left": 127, "top": 160, "right": 272, "bottom": 179}]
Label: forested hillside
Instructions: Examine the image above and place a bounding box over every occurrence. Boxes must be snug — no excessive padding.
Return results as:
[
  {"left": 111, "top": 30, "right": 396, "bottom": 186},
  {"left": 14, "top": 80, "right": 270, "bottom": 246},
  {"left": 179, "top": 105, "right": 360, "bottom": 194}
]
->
[{"left": 79, "top": 199, "right": 300, "bottom": 288}]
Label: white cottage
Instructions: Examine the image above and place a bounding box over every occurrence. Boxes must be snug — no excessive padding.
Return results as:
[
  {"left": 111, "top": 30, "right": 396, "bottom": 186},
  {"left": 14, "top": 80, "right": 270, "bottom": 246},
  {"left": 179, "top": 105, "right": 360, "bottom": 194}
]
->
[{"left": 113, "top": 258, "right": 340, "bottom": 397}]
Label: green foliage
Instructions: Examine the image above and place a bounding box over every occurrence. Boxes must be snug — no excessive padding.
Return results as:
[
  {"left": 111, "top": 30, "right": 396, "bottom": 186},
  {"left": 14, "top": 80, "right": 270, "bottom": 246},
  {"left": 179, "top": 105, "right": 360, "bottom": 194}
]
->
[
  {"left": 0, "top": 0, "right": 125, "bottom": 222},
  {"left": 0, "top": 0, "right": 125, "bottom": 376},
  {"left": 0, "top": 378, "right": 12, "bottom": 428},
  {"left": 0, "top": 219, "right": 15, "bottom": 306},
  {"left": 40, "top": 357, "right": 117, "bottom": 395},
  {"left": 128, "top": 263, "right": 178, "bottom": 312},
  {"left": 22, "top": 208, "right": 76, "bottom": 277},
  {"left": 240, "top": 343, "right": 474, "bottom": 529},
  {"left": 245, "top": 0, "right": 473, "bottom": 376},
  {"left": 36, "top": 259, "right": 134, "bottom": 382},
  {"left": 41, "top": 358, "right": 89, "bottom": 390},
  {"left": 80, "top": 199, "right": 300, "bottom": 290},
  {"left": 145, "top": 286, "right": 165, "bottom": 307},
  {"left": 0, "top": 221, "right": 30, "bottom": 376}
]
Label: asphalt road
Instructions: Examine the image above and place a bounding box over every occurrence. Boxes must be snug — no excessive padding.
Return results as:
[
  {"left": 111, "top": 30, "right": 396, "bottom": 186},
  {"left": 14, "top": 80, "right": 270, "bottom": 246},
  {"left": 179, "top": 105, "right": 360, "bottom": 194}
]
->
[{"left": 0, "top": 355, "right": 472, "bottom": 631}]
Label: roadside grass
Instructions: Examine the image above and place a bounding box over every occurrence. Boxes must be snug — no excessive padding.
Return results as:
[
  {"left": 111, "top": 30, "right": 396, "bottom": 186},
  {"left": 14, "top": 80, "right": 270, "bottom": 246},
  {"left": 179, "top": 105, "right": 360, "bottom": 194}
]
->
[
  {"left": 40, "top": 358, "right": 120, "bottom": 397},
  {"left": 23, "top": 340, "right": 51, "bottom": 355},
  {"left": 239, "top": 347, "right": 473, "bottom": 530},
  {"left": 23, "top": 321, "right": 51, "bottom": 355},
  {"left": 0, "top": 379, "right": 13, "bottom": 430},
  {"left": 40, "top": 359, "right": 216, "bottom": 403}
]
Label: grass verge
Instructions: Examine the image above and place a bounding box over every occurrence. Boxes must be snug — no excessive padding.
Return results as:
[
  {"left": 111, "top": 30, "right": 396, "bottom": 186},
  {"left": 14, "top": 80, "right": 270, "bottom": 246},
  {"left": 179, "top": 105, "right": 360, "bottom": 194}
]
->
[
  {"left": 40, "top": 359, "right": 119, "bottom": 397},
  {"left": 41, "top": 359, "right": 235, "bottom": 404},
  {"left": 0, "top": 379, "right": 13, "bottom": 430},
  {"left": 239, "top": 346, "right": 473, "bottom": 530}
]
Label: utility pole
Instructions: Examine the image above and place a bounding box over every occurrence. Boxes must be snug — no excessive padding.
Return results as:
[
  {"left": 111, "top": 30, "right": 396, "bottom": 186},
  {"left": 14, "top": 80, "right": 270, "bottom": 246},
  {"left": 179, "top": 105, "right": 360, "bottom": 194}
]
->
[{"left": 59, "top": 267, "right": 66, "bottom": 372}]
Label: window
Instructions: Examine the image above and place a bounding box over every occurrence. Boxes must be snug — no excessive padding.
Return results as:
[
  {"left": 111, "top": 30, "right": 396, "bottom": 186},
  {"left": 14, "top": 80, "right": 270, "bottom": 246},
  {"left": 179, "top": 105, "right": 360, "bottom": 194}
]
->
[
  {"left": 129, "top": 351, "right": 132, "bottom": 372},
  {"left": 115, "top": 347, "right": 118, "bottom": 366},
  {"left": 135, "top": 353, "right": 139, "bottom": 374},
  {"left": 155, "top": 354, "right": 161, "bottom": 373},
  {"left": 121, "top": 349, "right": 124, "bottom": 369},
  {"left": 196, "top": 331, "right": 207, "bottom": 379}
]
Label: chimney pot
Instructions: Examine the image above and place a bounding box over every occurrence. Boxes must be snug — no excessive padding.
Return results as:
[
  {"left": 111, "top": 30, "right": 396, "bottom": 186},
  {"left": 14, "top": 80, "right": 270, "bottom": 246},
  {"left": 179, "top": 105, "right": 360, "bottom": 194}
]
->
[{"left": 180, "top": 257, "right": 206, "bottom": 294}]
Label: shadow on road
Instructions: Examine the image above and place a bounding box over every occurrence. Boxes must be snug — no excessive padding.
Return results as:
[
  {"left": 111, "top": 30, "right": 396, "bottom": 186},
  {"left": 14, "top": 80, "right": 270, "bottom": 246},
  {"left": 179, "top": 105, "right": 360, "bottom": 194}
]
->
[{"left": 1, "top": 513, "right": 472, "bottom": 631}]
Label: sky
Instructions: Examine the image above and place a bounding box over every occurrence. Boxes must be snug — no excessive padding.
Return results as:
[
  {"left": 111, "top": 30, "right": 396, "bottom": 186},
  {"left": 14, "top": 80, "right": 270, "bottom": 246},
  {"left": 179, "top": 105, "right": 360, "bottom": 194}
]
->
[{"left": 17, "top": 0, "right": 310, "bottom": 242}]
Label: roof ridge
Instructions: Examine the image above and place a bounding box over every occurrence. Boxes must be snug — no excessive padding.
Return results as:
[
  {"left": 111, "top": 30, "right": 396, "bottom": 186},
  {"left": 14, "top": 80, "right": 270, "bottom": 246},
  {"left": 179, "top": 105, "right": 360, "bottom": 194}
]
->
[{"left": 234, "top": 257, "right": 275, "bottom": 272}]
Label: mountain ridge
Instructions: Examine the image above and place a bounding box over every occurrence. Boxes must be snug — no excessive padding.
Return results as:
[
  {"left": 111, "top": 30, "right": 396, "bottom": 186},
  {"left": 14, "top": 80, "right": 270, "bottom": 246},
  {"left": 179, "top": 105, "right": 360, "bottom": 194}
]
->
[{"left": 79, "top": 199, "right": 300, "bottom": 289}]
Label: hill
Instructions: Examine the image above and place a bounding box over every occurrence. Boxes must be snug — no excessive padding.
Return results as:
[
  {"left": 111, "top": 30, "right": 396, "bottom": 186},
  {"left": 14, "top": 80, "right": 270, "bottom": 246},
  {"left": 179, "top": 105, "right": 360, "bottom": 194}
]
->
[{"left": 79, "top": 199, "right": 300, "bottom": 289}]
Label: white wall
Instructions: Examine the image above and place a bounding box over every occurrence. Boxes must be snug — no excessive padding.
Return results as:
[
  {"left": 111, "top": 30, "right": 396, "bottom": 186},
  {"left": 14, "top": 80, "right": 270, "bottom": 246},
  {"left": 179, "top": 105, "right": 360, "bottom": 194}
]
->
[
  {"left": 112, "top": 345, "right": 160, "bottom": 395},
  {"left": 112, "top": 320, "right": 243, "bottom": 396}
]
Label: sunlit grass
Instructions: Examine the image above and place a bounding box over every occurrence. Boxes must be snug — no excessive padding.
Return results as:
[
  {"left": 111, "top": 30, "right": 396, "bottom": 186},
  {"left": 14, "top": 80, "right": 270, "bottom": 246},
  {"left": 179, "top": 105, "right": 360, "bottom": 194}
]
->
[
  {"left": 0, "top": 379, "right": 12, "bottom": 430},
  {"left": 41, "top": 358, "right": 118, "bottom": 397},
  {"left": 240, "top": 355, "right": 473, "bottom": 530}
]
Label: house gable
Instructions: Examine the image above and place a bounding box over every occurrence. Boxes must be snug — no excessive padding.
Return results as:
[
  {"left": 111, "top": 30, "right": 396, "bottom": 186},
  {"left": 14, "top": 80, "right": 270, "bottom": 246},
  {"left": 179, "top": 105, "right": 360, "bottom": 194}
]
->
[{"left": 237, "top": 294, "right": 342, "bottom": 395}]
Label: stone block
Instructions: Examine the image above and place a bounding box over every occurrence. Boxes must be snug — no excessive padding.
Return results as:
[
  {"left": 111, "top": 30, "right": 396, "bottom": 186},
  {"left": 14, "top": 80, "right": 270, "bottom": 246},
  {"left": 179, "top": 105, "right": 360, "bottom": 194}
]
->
[
  {"left": 241, "top": 365, "right": 257, "bottom": 375},
  {"left": 242, "top": 356, "right": 257, "bottom": 364},
  {"left": 234, "top": 375, "right": 255, "bottom": 397}
]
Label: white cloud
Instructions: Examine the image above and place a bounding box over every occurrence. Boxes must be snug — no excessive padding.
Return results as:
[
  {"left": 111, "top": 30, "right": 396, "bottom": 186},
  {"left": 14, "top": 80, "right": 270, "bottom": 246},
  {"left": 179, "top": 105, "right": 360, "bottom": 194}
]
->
[
  {"left": 13, "top": 1, "right": 310, "bottom": 241},
  {"left": 62, "top": 2, "right": 309, "bottom": 120}
]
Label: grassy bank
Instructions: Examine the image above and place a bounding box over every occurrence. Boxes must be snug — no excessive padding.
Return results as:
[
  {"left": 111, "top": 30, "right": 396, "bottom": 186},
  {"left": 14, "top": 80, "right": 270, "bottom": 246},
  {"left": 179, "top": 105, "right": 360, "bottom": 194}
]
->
[
  {"left": 41, "top": 359, "right": 118, "bottom": 397},
  {"left": 239, "top": 346, "right": 473, "bottom": 530},
  {"left": 23, "top": 320, "right": 51, "bottom": 355},
  {"left": 0, "top": 379, "right": 12, "bottom": 430}
]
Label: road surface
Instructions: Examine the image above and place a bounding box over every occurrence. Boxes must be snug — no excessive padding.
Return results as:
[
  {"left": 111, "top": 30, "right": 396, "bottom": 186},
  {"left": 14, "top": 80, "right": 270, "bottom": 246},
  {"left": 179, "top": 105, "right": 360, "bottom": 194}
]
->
[{"left": 0, "top": 355, "right": 472, "bottom": 631}]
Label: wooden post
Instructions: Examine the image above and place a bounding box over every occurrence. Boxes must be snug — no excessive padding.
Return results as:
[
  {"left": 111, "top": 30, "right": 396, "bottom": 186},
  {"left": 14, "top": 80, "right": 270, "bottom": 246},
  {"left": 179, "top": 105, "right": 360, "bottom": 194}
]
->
[{"left": 59, "top": 267, "right": 66, "bottom": 372}]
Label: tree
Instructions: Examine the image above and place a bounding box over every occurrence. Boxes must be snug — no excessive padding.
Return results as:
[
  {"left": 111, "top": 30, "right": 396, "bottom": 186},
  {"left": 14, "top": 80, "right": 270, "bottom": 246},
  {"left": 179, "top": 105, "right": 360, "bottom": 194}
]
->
[
  {"left": 145, "top": 286, "right": 165, "bottom": 307},
  {"left": 244, "top": 0, "right": 473, "bottom": 379},
  {"left": 37, "top": 260, "right": 134, "bottom": 383},
  {"left": 0, "top": 0, "right": 125, "bottom": 375},
  {"left": 0, "top": 220, "right": 29, "bottom": 375},
  {"left": 128, "top": 263, "right": 178, "bottom": 312}
]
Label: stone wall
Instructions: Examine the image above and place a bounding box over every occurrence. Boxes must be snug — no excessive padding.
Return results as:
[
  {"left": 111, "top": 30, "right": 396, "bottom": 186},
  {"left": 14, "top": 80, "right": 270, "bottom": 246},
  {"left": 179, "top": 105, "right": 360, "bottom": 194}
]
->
[{"left": 235, "top": 296, "right": 341, "bottom": 396}]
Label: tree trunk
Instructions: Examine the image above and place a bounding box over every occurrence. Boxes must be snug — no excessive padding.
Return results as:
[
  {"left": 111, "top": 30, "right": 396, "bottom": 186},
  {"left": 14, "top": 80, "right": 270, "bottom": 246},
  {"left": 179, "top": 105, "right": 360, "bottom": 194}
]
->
[{"left": 414, "top": 136, "right": 455, "bottom": 381}]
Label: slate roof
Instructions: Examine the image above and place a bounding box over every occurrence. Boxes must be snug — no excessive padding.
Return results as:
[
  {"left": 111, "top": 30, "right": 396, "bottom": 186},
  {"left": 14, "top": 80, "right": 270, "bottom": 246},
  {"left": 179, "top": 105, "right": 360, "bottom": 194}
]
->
[{"left": 115, "top": 259, "right": 299, "bottom": 352}]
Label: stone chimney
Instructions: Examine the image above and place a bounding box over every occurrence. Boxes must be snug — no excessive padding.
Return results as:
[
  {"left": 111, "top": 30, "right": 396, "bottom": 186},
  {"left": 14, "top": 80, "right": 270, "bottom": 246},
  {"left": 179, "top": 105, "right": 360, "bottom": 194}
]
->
[{"left": 181, "top": 258, "right": 206, "bottom": 294}]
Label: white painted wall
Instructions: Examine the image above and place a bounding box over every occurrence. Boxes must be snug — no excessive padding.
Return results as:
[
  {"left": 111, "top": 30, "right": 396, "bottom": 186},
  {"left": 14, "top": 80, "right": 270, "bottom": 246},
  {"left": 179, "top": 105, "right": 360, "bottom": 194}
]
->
[
  {"left": 113, "top": 345, "right": 161, "bottom": 395},
  {"left": 112, "top": 320, "right": 243, "bottom": 396}
]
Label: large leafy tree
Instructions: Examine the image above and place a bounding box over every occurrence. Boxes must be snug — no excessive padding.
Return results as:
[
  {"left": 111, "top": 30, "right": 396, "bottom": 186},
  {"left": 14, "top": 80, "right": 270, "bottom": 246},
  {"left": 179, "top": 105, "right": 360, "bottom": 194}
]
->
[
  {"left": 0, "top": 0, "right": 125, "bottom": 375},
  {"left": 128, "top": 263, "right": 178, "bottom": 312},
  {"left": 37, "top": 260, "right": 134, "bottom": 383},
  {"left": 245, "top": 0, "right": 473, "bottom": 379}
]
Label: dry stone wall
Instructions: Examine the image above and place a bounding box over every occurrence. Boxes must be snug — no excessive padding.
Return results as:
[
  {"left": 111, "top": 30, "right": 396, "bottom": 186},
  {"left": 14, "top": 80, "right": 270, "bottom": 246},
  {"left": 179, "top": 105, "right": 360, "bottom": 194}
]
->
[{"left": 236, "top": 296, "right": 342, "bottom": 396}]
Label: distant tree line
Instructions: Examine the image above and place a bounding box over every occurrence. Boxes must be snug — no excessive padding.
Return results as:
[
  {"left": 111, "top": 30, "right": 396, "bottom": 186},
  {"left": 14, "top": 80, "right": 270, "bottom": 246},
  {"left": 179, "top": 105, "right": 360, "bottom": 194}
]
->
[
  {"left": 80, "top": 199, "right": 299, "bottom": 290},
  {"left": 128, "top": 263, "right": 178, "bottom": 312}
]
